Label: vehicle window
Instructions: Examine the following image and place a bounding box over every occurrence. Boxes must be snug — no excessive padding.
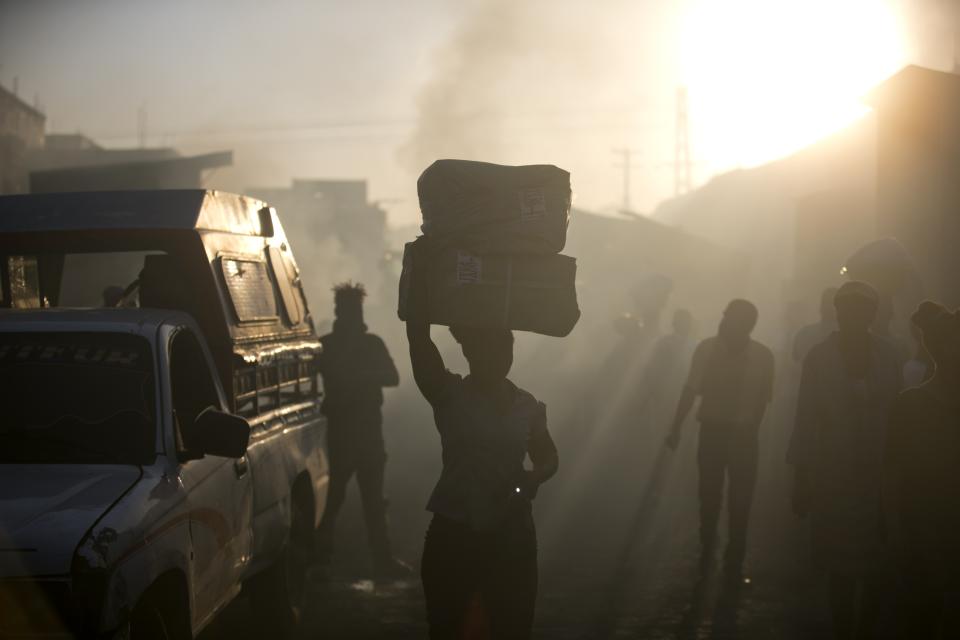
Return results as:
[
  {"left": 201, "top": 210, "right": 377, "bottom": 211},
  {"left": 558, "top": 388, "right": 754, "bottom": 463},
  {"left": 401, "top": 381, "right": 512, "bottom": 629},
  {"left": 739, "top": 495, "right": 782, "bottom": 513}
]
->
[
  {"left": 1, "top": 250, "right": 170, "bottom": 309},
  {"left": 169, "top": 329, "right": 220, "bottom": 455},
  {"left": 268, "top": 246, "right": 306, "bottom": 326},
  {"left": 219, "top": 257, "right": 278, "bottom": 322},
  {"left": 58, "top": 251, "right": 163, "bottom": 307},
  {"left": 0, "top": 332, "right": 156, "bottom": 464}
]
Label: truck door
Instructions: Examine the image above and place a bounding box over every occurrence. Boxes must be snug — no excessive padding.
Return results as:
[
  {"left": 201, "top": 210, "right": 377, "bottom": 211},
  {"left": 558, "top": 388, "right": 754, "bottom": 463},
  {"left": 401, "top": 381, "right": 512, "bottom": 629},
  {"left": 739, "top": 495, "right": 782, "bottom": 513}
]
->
[{"left": 168, "top": 328, "right": 252, "bottom": 625}]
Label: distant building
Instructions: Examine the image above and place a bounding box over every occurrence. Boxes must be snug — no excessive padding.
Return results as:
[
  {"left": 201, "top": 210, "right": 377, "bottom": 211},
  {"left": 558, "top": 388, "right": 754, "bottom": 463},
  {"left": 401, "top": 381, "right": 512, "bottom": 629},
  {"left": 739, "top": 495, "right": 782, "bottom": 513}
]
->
[
  {"left": 247, "top": 179, "right": 389, "bottom": 317},
  {"left": 866, "top": 64, "right": 960, "bottom": 307},
  {"left": 26, "top": 134, "right": 231, "bottom": 193},
  {"left": 0, "top": 83, "right": 46, "bottom": 194},
  {"left": 567, "top": 209, "right": 748, "bottom": 337}
]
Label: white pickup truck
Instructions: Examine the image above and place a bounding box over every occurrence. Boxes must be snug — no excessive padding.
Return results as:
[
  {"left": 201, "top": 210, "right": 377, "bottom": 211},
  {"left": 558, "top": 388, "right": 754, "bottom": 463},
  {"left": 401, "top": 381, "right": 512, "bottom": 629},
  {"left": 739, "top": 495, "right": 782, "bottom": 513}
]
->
[{"left": 0, "top": 191, "right": 329, "bottom": 639}]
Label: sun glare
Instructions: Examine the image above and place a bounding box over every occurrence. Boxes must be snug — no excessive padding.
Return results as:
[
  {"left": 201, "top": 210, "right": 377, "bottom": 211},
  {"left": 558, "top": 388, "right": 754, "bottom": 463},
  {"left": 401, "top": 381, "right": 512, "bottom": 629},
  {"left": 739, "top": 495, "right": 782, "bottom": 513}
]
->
[{"left": 680, "top": 0, "right": 906, "bottom": 172}]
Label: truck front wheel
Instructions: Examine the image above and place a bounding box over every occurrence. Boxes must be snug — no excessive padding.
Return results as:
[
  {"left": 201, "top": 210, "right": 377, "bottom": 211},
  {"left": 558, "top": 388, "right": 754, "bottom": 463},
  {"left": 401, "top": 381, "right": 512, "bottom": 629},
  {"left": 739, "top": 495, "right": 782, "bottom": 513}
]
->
[{"left": 129, "top": 578, "right": 191, "bottom": 640}]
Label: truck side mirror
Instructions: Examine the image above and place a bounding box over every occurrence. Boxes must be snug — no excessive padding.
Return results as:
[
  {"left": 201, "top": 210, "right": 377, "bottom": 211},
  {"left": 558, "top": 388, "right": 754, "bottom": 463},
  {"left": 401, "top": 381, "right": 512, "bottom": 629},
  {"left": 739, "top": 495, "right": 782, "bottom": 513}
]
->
[{"left": 193, "top": 407, "right": 250, "bottom": 458}]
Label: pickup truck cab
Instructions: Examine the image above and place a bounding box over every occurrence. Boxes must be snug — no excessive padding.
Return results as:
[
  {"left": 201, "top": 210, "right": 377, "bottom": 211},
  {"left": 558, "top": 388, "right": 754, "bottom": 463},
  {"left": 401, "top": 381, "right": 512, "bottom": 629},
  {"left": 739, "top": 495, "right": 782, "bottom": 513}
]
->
[{"left": 0, "top": 191, "right": 329, "bottom": 638}]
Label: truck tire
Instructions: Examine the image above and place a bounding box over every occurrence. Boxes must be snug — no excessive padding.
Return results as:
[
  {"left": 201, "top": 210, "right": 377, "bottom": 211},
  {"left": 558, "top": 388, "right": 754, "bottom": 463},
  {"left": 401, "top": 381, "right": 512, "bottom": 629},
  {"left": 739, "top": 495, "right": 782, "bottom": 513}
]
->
[
  {"left": 130, "top": 579, "right": 191, "bottom": 640},
  {"left": 250, "top": 490, "right": 312, "bottom": 636}
]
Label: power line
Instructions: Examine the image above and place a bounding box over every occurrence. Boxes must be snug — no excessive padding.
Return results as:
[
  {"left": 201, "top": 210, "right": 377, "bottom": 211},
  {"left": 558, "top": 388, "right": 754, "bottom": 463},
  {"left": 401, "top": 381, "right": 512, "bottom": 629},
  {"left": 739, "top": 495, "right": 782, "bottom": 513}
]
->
[{"left": 84, "top": 106, "right": 676, "bottom": 143}]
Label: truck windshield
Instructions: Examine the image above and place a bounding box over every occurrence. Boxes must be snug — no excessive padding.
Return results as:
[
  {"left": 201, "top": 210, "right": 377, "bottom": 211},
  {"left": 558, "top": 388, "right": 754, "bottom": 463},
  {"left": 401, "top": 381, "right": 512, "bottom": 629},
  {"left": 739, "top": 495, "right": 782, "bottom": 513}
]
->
[{"left": 0, "top": 332, "right": 156, "bottom": 464}]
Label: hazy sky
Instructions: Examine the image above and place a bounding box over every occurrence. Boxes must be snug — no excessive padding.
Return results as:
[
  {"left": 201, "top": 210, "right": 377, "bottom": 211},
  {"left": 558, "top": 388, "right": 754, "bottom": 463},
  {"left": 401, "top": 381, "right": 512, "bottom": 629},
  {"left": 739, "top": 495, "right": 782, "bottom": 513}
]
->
[{"left": 1, "top": 0, "right": 955, "bottom": 226}]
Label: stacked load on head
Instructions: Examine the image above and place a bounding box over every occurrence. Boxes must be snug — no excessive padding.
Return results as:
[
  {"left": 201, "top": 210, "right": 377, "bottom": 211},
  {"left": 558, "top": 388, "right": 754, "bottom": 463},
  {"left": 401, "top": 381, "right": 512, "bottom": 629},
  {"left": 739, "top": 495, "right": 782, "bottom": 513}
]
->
[{"left": 398, "top": 159, "right": 580, "bottom": 337}]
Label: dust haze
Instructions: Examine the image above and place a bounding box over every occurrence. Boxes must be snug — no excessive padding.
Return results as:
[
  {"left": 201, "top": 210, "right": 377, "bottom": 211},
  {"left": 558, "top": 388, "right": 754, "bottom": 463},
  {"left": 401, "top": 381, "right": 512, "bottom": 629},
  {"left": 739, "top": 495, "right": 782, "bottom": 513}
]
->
[{"left": 3, "top": 0, "right": 960, "bottom": 636}]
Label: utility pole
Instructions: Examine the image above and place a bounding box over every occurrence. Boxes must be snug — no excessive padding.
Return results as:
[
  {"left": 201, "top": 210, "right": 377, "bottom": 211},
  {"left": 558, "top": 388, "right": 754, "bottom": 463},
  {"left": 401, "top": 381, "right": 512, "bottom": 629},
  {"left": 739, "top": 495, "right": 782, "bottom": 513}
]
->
[
  {"left": 137, "top": 104, "right": 148, "bottom": 148},
  {"left": 613, "top": 147, "right": 640, "bottom": 212},
  {"left": 674, "top": 86, "right": 692, "bottom": 196}
]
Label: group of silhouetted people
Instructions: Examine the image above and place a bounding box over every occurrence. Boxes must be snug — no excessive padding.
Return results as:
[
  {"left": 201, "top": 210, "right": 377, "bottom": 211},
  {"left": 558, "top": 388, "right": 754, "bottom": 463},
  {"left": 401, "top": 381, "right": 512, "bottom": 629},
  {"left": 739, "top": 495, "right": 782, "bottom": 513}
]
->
[
  {"left": 657, "top": 283, "right": 960, "bottom": 639},
  {"left": 789, "top": 284, "right": 960, "bottom": 638},
  {"left": 316, "top": 269, "right": 960, "bottom": 639}
]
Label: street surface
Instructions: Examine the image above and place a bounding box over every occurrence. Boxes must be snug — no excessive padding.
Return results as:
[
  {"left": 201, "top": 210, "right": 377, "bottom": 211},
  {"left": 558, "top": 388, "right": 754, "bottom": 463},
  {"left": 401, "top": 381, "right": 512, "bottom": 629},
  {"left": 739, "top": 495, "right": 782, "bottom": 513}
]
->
[{"left": 201, "top": 367, "right": 855, "bottom": 639}]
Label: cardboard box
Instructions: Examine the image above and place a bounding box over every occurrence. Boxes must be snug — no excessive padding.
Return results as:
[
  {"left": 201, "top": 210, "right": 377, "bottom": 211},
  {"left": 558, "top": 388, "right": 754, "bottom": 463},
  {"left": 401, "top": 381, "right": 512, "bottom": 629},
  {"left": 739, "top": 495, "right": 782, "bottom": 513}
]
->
[
  {"left": 417, "top": 159, "right": 571, "bottom": 254},
  {"left": 398, "top": 240, "right": 580, "bottom": 337}
]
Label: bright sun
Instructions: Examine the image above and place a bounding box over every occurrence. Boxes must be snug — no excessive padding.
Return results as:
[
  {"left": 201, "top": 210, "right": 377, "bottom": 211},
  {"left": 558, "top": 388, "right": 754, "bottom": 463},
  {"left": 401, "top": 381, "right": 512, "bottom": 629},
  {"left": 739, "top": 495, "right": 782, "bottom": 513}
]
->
[{"left": 680, "top": 0, "right": 906, "bottom": 172}]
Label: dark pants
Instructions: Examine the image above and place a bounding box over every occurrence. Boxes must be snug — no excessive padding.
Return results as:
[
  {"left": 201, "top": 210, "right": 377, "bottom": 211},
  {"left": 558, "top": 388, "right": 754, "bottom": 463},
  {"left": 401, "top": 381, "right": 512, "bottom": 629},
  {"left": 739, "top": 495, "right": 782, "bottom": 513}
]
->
[
  {"left": 697, "top": 422, "right": 759, "bottom": 568},
  {"left": 828, "top": 572, "right": 883, "bottom": 640},
  {"left": 421, "top": 511, "right": 538, "bottom": 640},
  {"left": 317, "top": 415, "right": 391, "bottom": 564},
  {"left": 897, "top": 572, "right": 950, "bottom": 639}
]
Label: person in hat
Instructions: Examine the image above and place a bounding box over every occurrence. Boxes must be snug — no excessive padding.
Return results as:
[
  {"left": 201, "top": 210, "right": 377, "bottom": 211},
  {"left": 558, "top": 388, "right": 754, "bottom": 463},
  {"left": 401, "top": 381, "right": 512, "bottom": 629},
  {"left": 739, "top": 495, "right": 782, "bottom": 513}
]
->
[
  {"left": 665, "top": 299, "right": 774, "bottom": 583},
  {"left": 884, "top": 301, "right": 960, "bottom": 637},
  {"left": 404, "top": 242, "right": 559, "bottom": 639},
  {"left": 315, "top": 282, "right": 408, "bottom": 577},
  {"left": 788, "top": 281, "right": 903, "bottom": 639}
]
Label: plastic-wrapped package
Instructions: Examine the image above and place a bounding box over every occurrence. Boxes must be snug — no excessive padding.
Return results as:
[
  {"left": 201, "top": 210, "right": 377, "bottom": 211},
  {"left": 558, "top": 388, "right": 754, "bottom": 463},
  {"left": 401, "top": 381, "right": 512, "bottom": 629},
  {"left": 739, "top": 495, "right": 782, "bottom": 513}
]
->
[
  {"left": 417, "top": 160, "right": 571, "bottom": 254},
  {"left": 398, "top": 239, "right": 580, "bottom": 337}
]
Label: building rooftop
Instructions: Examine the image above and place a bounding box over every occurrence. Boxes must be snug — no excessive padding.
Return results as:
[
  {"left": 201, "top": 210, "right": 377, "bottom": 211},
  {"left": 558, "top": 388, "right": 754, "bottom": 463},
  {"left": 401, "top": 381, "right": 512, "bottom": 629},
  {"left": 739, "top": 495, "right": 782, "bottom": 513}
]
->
[
  {"left": 27, "top": 151, "right": 233, "bottom": 193},
  {"left": 26, "top": 144, "right": 181, "bottom": 172},
  {"left": 42, "top": 133, "right": 103, "bottom": 151},
  {"left": 0, "top": 83, "right": 45, "bottom": 121},
  {"left": 865, "top": 64, "right": 960, "bottom": 113}
]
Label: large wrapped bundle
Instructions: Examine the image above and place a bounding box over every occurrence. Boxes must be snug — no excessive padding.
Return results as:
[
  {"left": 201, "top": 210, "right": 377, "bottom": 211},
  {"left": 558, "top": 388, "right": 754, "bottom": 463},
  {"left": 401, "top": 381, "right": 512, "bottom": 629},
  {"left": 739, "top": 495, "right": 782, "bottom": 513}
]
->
[
  {"left": 417, "top": 159, "right": 571, "bottom": 254},
  {"left": 398, "top": 239, "right": 580, "bottom": 337}
]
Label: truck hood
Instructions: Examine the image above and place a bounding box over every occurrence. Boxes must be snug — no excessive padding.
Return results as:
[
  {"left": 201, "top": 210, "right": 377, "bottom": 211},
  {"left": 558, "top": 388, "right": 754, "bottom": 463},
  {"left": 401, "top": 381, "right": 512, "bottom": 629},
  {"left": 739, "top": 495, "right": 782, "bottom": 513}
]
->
[{"left": 0, "top": 465, "right": 141, "bottom": 577}]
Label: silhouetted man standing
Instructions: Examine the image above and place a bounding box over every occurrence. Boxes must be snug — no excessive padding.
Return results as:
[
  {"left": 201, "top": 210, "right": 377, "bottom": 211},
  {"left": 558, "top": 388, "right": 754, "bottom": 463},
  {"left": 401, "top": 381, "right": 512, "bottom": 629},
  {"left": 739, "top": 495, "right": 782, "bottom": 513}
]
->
[
  {"left": 666, "top": 299, "right": 774, "bottom": 581},
  {"left": 316, "top": 283, "right": 408, "bottom": 576},
  {"left": 789, "top": 281, "right": 902, "bottom": 638}
]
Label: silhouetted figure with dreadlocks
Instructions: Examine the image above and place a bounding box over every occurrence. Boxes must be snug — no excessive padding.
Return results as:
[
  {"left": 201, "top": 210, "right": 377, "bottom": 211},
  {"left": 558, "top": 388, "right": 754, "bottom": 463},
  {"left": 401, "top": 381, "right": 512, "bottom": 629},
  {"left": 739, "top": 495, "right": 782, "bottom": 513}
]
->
[{"left": 316, "top": 282, "right": 409, "bottom": 577}]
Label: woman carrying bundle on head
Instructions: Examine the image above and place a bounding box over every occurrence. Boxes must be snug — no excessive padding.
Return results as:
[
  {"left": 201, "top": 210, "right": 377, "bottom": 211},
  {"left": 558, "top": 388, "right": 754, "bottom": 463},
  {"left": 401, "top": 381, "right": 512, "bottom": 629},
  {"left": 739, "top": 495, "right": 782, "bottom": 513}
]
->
[
  {"left": 884, "top": 301, "right": 960, "bottom": 638},
  {"left": 403, "top": 240, "right": 559, "bottom": 640}
]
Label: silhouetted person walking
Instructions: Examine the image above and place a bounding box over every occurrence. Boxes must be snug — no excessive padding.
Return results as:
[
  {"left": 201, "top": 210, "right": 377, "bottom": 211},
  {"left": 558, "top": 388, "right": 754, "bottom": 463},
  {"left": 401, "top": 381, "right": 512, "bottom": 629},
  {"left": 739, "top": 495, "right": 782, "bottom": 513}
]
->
[
  {"left": 793, "top": 286, "right": 838, "bottom": 364},
  {"left": 885, "top": 301, "right": 960, "bottom": 638},
  {"left": 316, "top": 283, "right": 407, "bottom": 576},
  {"left": 789, "top": 281, "right": 902, "bottom": 640},
  {"left": 666, "top": 299, "right": 774, "bottom": 581},
  {"left": 405, "top": 244, "right": 559, "bottom": 640}
]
